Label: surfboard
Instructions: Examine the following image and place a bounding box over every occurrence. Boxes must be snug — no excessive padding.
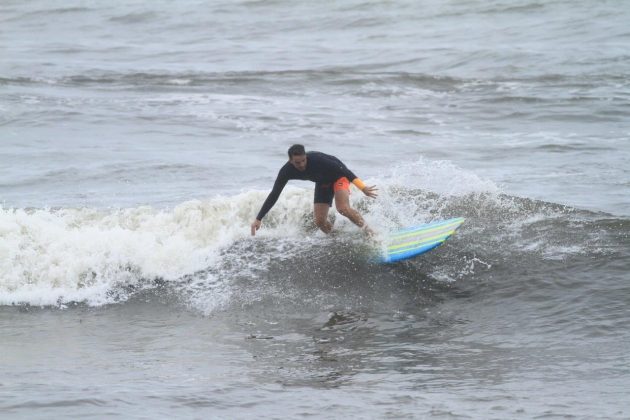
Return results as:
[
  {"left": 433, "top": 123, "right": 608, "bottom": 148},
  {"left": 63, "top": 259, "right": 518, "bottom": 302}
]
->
[{"left": 378, "top": 217, "right": 465, "bottom": 263}]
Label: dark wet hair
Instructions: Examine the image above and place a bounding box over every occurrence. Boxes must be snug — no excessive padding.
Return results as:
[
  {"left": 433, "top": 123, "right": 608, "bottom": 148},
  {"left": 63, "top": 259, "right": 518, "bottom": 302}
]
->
[{"left": 287, "top": 144, "right": 306, "bottom": 158}]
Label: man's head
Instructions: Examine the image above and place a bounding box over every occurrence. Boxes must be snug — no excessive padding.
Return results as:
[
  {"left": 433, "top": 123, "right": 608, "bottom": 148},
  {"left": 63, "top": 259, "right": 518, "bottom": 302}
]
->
[{"left": 288, "top": 144, "right": 307, "bottom": 171}]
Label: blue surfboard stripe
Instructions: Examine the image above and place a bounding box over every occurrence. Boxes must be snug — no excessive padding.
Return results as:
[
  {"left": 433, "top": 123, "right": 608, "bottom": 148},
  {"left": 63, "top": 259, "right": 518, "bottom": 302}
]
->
[
  {"left": 387, "top": 234, "right": 451, "bottom": 255},
  {"left": 390, "top": 217, "right": 465, "bottom": 237},
  {"left": 387, "top": 224, "right": 460, "bottom": 251},
  {"left": 382, "top": 241, "right": 446, "bottom": 263}
]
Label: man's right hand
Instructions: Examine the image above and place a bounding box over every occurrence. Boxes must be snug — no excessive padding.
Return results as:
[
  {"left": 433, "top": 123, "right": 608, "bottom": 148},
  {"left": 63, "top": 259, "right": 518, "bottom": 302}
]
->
[
  {"left": 362, "top": 185, "right": 378, "bottom": 199},
  {"left": 250, "top": 219, "right": 262, "bottom": 236}
]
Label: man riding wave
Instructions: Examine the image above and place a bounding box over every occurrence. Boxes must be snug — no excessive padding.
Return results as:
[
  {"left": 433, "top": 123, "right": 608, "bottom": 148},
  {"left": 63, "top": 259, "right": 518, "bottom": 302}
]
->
[{"left": 251, "top": 144, "right": 378, "bottom": 236}]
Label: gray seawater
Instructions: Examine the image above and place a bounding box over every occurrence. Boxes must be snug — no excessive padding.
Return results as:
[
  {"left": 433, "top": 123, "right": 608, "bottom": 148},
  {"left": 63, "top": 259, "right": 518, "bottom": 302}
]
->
[{"left": 1, "top": 0, "right": 629, "bottom": 418}]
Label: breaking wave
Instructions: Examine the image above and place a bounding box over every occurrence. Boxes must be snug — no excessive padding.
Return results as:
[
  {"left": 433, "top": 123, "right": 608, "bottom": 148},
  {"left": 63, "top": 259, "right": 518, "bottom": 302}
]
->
[{"left": 1, "top": 159, "right": 625, "bottom": 313}]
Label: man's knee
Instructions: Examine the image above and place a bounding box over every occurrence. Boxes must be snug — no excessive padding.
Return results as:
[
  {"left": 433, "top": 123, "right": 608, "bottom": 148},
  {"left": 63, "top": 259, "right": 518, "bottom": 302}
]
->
[
  {"left": 314, "top": 213, "right": 328, "bottom": 228},
  {"left": 336, "top": 203, "right": 352, "bottom": 217}
]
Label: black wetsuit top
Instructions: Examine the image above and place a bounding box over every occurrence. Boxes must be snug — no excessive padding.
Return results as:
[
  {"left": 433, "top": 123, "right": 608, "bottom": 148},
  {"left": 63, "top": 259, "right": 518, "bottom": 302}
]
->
[{"left": 256, "top": 151, "right": 358, "bottom": 220}]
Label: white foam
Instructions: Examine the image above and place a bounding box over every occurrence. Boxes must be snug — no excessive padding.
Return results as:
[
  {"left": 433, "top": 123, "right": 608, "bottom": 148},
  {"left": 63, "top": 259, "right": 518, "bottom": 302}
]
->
[
  {"left": 358, "top": 157, "right": 502, "bottom": 232},
  {"left": 385, "top": 157, "right": 501, "bottom": 197},
  {"left": 0, "top": 187, "right": 314, "bottom": 307},
  {"left": 0, "top": 156, "right": 583, "bottom": 308},
  {"left": 542, "top": 245, "right": 585, "bottom": 260}
]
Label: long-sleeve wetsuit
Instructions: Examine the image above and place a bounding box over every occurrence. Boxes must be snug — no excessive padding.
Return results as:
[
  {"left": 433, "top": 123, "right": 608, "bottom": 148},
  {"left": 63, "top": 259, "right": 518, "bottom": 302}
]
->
[{"left": 256, "top": 151, "right": 358, "bottom": 221}]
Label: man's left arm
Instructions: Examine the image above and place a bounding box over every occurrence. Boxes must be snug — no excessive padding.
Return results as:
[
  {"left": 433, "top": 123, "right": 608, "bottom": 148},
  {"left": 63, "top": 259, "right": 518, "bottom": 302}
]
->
[
  {"left": 327, "top": 156, "right": 378, "bottom": 198},
  {"left": 351, "top": 177, "right": 378, "bottom": 198}
]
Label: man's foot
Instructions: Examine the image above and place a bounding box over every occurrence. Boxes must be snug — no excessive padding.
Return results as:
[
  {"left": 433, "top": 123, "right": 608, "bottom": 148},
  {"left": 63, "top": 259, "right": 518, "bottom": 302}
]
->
[{"left": 362, "top": 224, "right": 376, "bottom": 239}]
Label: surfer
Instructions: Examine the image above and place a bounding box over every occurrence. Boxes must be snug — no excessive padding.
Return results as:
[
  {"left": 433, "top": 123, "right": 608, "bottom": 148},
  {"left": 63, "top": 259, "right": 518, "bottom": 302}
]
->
[{"left": 250, "top": 144, "right": 378, "bottom": 236}]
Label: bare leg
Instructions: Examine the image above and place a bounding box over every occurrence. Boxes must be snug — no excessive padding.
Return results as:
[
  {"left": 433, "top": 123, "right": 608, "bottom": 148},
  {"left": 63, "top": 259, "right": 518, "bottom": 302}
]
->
[
  {"left": 313, "top": 203, "right": 333, "bottom": 234},
  {"left": 334, "top": 189, "right": 368, "bottom": 229}
]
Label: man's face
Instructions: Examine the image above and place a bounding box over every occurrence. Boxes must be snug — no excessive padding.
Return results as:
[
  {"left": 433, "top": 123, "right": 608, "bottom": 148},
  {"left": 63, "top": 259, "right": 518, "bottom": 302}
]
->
[{"left": 290, "top": 154, "right": 307, "bottom": 171}]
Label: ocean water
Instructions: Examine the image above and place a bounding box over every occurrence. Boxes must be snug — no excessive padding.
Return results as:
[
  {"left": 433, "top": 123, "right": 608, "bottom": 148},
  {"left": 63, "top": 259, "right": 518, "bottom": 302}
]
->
[{"left": 1, "top": 0, "right": 629, "bottom": 418}]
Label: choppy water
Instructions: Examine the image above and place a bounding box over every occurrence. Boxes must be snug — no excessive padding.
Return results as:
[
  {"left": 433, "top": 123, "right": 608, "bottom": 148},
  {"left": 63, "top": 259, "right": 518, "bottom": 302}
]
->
[{"left": 1, "top": 0, "right": 629, "bottom": 418}]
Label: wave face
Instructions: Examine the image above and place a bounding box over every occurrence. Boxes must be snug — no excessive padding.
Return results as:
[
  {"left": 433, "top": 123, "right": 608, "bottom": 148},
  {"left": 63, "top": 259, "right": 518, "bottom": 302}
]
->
[{"left": 2, "top": 160, "right": 626, "bottom": 319}]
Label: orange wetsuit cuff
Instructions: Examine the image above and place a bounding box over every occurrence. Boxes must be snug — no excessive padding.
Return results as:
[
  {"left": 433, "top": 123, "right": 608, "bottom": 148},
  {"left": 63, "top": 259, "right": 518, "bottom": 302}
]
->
[{"left": 352, "top": 178, "right": 366, "bottom": 190}]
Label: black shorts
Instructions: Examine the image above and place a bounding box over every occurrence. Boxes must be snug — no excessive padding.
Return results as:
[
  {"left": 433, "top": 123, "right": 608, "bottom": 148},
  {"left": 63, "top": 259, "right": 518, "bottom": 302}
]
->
[
  {"left": 314, "top": 181, "right": 334, "bottom": 205},
  {"left": 314, "top": 177, "right": 350, "bottom": 205}
]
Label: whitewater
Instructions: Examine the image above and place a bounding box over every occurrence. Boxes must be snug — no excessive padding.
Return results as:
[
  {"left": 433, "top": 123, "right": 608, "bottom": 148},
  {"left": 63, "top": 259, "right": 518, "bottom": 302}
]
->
[{"left": 2, "top": 0, "right": 629, "bottom": 418}]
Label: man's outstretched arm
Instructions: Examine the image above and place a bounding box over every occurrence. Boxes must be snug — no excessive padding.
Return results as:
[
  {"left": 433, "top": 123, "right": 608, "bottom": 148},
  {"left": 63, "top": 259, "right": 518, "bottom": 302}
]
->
[{"left": 251, "top": 173, "right": 289, "bottom": 236}]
